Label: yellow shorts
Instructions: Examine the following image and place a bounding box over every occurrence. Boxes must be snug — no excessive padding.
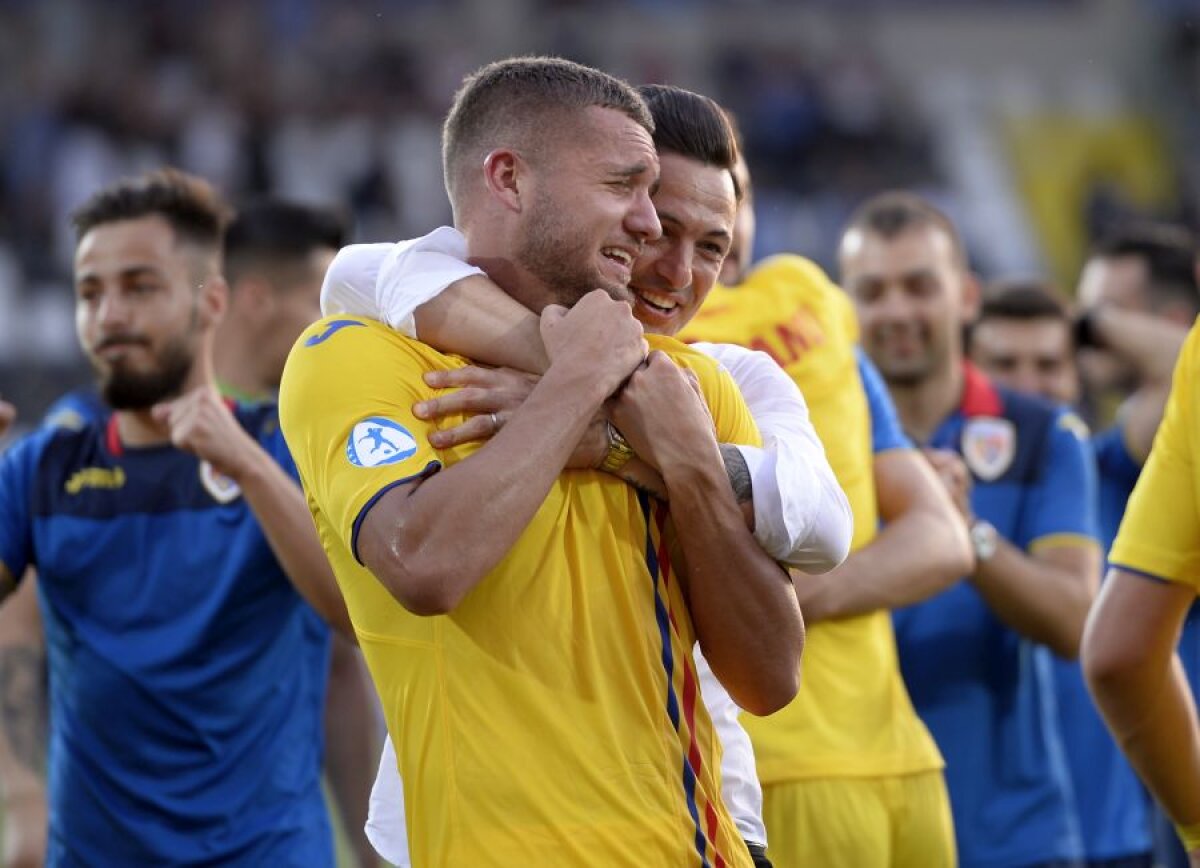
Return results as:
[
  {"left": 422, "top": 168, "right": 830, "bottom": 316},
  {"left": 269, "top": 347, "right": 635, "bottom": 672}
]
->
[{"left": 761, "top": 770, "right": 956, "bottom": 868}]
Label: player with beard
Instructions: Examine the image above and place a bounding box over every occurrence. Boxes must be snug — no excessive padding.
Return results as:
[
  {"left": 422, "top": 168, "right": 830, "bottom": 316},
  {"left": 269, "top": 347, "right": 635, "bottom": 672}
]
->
[
  {"left": 318, "top": 83, "right": 851, "bottom": 868},
  {"left": 0, "top": 200, "right": 383, "bottom": 868},
  {"left": 0, "top": 170, "right": 346, "bottom": 865},
  {"left": 279, "top": 58, "right": 802, "bottom": 867}
]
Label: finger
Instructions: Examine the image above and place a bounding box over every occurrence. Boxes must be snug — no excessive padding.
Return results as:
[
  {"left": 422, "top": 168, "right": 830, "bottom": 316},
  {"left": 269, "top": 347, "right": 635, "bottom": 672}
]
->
[
  {"left": 427, "top": 414, "right": 498, "bottom": 449},
  {"left": 423, "top": 366, "right": 501, "bottom": 389},
  {"left": 541, "top": 304, "right": 567, "bottom": 323},
  {"left": 414, "top": 387, "right": 499, "bottom": 421}
]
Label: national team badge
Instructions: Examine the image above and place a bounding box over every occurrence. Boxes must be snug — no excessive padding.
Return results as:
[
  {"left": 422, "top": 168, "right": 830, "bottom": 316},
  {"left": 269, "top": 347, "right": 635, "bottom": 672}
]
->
[
  {"left": 961, "top": 417, "right": 1016, "bottom": 482},
  {"left": 199, "top": 461, "right": 242, "bottom": 504},
  {"left": 347, "top": 417, "right": 418, "bottom": 468}
]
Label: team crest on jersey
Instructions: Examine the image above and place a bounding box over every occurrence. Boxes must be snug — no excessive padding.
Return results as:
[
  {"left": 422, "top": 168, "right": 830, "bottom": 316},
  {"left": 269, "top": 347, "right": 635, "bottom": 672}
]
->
[
  {"left": 347, "top": 417, "right": 418, "bottom": 468},
  {"left": 962, "top": 416, "right": 1016, "bottom": 481},
  {"left": 199, "top": 461, "right": 242, "bottom": 504}
]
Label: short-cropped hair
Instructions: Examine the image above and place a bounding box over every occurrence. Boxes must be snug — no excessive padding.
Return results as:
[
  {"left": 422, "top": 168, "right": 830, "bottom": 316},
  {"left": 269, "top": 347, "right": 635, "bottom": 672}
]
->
[
  {"left": 980, "top": 279, "right": 1071, "bottom": 323},
  {"left": 844, "top": 191, "right": 968, "bottom": 268},
  {"left": 441, "top": 56, "right": 652, "bottom": 207}
]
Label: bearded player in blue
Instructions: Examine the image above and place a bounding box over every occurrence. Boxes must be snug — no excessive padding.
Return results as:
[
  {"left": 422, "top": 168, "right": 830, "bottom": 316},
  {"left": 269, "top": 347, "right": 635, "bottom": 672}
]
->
[{"left": 0, "top": 170, "right": 343, "bottom": 865}]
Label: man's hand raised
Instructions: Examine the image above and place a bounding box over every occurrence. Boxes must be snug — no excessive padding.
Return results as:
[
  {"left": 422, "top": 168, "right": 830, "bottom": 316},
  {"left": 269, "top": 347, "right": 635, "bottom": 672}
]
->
[
  {"left": 610, "top": 351, "right": 717, "bottom": 475},
  {"left": 151, "top": 387, "right": 260, "bottom": 481},
  {"left": 540, "top": 290, "right": 647, "bottom": 397}
]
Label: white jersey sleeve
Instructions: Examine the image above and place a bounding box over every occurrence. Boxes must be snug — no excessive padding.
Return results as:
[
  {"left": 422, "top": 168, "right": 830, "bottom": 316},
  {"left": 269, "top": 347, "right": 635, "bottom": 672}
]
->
[
  {"left": 692, "top": 341, "right": 852, "bottom": 573},
  {"left": 365, "top": 736, "right": 412, "bottom": 867},
  {"left": 319, "top": 226, "right": 483, "bottom": 338}
]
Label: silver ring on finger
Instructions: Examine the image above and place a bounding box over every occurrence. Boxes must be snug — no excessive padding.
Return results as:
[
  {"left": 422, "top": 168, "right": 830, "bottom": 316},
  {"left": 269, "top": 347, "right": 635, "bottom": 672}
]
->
[{"left": 489, "top": 412, "right": 500, "bottom": 433}]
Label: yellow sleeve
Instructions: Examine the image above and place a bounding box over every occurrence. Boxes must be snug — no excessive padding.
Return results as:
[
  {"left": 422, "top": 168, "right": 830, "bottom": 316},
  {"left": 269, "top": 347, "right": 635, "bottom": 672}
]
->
[
  {"left": 1109, "top": 321, "right": 1200, "bottom": 588},
  {"left": 649, "top": 335, "right": 762, "bottom": 449},
  {"left": 278, "top": 317, "right": 449, "bottom": 560}
]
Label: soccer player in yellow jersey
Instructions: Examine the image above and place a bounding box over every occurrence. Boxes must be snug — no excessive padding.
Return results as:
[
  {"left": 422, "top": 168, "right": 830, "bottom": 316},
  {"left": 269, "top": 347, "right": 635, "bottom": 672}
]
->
[
  {"left": 680, "top": 157, "right": 973, "bottom": 868},
  {"left": 1084, "top": 317, "right": 1200, "bottom": 865},
  {"left": 279, "top": 58, "right": 803, "bottom": 867}
]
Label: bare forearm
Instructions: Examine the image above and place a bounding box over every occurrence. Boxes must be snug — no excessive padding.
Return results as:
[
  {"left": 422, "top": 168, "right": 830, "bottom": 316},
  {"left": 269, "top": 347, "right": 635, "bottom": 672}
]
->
[
  {"left": 323, "top": 637, "right": 380, "bottom": 867},
  {"left": 972, "top": 542, "right": 1097, "bottom": 658},
  {"left": 363, "top": 368, "right": 607, "bottom": 613},
  {"left": 236, "top": 458, "right": 355, "bottom": 638},
  {"left": 413, "top": 275, "right": 549, "bottom": 374},
  {"left": 1093, "top": 307, "right": 1188, "bottom": 386},
  {"left": 799, "top": 509, "right": 970, "bottom": 621},
  {"left": 664, "top": 451, "right": 802, "bottom": 716},
  {"left": 0, "top": 579, "right": 47, "bottom": 801}
]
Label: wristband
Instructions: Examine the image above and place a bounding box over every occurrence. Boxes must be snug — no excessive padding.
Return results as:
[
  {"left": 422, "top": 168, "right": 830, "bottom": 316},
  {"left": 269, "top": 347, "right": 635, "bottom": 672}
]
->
[
  {"left": 1177, "top": 820, "right": 1200, "bottom": 852},
  {"left": 599, "top": 423, "right": 635, "bottom": 474}
]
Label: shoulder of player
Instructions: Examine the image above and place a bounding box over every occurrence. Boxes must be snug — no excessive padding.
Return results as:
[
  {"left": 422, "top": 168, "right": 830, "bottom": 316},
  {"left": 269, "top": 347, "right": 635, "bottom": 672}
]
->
[
  {"left": 748, "top": 254, "right": 841, "bottom": 297},
  {"left": 4, "top": 417, "right": 100, "bottom": 477}
]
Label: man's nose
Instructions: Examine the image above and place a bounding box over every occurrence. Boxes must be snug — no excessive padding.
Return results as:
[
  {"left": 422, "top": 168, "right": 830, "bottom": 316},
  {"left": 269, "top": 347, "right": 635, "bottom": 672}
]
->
[
  {"left": 657, "top": 245, "right": 692, "bottom": 291},
  {"left": 626, "top": 188, "right": 662, "bottom": 243}
]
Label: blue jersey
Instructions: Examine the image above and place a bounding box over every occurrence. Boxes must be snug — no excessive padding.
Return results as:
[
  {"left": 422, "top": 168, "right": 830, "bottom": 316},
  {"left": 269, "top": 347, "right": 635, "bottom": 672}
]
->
[
  {"left": 0, "top": 404, "right": 333, "bottom": 866},
  {"left": 893, "top": 363, "right": 1098, "bottom": 867},
  {"left": 40, "top": 388, "right": 107, "bottom": 431},
  {"left": 1051, "top": 426, "right": 1151, "bottom": 860},
  {"left": 858, "top": 348, "right": 912, "bottom": 455}
]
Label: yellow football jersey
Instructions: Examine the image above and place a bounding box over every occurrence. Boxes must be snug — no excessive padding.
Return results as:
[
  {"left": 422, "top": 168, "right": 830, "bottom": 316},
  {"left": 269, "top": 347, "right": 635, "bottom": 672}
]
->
[
  {"left": 680, "top": 255, "right": 943, "bottom": 781},
  {"left": 1109, "top": 318, "right": 1200, "bottom": 586},
  {"left": 280, "top": 316, "right": 759, "bottom": 867}
]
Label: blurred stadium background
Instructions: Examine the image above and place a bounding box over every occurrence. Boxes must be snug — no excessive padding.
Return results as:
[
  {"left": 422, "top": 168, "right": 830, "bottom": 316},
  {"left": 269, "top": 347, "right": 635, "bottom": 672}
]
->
[{"left": 0, "top": 0, "right": 1197, "bottom": 427}]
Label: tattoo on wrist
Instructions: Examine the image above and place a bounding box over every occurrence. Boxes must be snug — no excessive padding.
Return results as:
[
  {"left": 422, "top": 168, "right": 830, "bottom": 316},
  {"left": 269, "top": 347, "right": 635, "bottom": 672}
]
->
[
  {"left": 719, "top": 444, "right": 753, "bottom": 504},
  {"left": 0, "top": 646, "right": 47, "bottom": 776}
]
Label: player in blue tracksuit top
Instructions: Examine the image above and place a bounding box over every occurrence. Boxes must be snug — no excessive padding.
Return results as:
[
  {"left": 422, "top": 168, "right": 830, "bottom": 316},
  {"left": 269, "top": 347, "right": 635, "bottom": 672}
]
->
[
  {"left": 0, "top": 169, "right": 344, "bottom": 865},
  {"left": 969, "top": 282, "right": 1154, "bottom": 866},
  {"left": 840, "top": 192, "right": 1102, "bottom": 867}
]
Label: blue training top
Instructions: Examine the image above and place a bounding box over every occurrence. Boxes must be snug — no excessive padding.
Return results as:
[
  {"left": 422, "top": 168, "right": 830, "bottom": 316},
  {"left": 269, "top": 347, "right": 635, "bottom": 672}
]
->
[
  {"left": 1051, "top": 426, "right": 1152, "bottom": 861},
  {"left": 0, "top": 400, "right": 333, "bottom": 866},
  {"left": 892, "top": 363, "right": 1097, "bottom": 868}
]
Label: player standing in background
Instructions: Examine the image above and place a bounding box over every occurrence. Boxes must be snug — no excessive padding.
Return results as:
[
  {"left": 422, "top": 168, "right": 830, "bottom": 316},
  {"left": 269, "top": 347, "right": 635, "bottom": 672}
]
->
[
  {"left": 0, "top": 169, "right": 346, "bottom": 865},
  {"left": 969, "top": 279, "right": 1154, "bottom": 867},
  {"left": 319, "top": 82, "right": 851, "bottom": 868},
  {"left": 0, "top": 199, "right": 383, "bottom": 867},
  {"left": 840, "top": 191, "right": 1101, "bottom": 868},
  {"left": 280, "top": 57, "right": 803, "bottom": 867},
  {"left": 680, "top": 153, "right": 971, "bottom": 868}
]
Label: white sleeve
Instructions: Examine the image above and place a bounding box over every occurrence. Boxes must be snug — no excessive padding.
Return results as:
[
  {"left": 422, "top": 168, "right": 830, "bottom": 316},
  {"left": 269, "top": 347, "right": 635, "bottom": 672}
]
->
[
  {"left": 694, "top": 648, "right": 767, "bottom": 847},
  {"left": 319, "top": 226, "right": 484, "bottom": 339},
  {"left": 365, "top": 735, "right": 412, "bottom": 867},
  {"left": 693, "top": 342, "right": 852, "bottom": 572}
]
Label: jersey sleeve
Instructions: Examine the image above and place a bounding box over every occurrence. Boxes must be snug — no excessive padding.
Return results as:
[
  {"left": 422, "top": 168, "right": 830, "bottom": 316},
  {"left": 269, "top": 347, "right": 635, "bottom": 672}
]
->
[
  {"left": 1109, "top": 325, "right": 1200, "bottom": 586},
  {"left": 0, "top": 431, "right": 44, "bottom": 581},
  {"left": 279, "top": 318, "right": 447, "bottom": 563},
  {"left": 1020, "top": 409, "right": 1101, "bottom": 552},
  {"left": 857, "top": 348, "right": 912, "bottom": 454},
  {"left": 1092, "top": 424, "right": 1142, "bottom": 493}
]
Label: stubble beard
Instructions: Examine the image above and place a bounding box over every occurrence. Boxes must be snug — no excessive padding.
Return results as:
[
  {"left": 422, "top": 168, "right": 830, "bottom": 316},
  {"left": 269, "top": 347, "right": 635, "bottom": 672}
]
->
[{"left": 515, "top": 196, "right": 628, "bottom": 309}]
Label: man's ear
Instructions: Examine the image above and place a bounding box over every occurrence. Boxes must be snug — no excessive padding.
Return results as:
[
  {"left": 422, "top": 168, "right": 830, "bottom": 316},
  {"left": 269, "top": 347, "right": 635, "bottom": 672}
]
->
[
  {"left": 482, "top": 149, "right": 526, "bottom": 213},
  {"left": 199, "top": 273, "right": 230, "bottom": 329}
]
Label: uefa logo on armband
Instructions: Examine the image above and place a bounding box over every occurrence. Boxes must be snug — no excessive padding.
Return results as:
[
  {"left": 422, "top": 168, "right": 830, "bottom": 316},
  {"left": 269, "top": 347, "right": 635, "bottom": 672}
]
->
[{"left": 347, "top": 417, "right": 419, "bottom": 468}]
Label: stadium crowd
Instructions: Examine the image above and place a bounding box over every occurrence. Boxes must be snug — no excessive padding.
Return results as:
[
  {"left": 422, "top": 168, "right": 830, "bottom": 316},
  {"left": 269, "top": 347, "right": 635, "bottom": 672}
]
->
[{"left": 3, "top": 22, "right": 1200, "bottom": 868}]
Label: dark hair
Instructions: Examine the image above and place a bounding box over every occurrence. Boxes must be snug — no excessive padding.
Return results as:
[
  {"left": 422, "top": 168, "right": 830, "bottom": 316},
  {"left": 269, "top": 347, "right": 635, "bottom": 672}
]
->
[
  {"left": 224, "top": 199, "right": 347, "bottom": 286},
  {"left": 71, "top": 168, "right": 231, "bottom": 252},
  {"left": 1090, "top": 223, "right": 1198, "bottom": 310},
  {"left": 843, "top": 190, "right": 968, "bottom": 267},
  {"left": 636, "top": 84, "right": 738, "bottom": 181},
  {"left": 441, "top": 56, "right": 652, "bottom": 207},
  {"left": 979, "top": 279, "right": 1071, "bottom": 324}
]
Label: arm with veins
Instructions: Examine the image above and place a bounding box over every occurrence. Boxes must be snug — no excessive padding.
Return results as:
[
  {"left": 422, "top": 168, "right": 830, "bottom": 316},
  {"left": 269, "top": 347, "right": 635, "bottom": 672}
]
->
[{"left": 321, "top": 229, "right": 851, "bottom": 572}]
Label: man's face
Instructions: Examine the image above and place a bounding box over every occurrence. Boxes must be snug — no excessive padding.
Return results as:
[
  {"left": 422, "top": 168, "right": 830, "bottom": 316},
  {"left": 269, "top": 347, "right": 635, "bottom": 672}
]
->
[
  {"left": 1076, "top": 255, "right": 1147, "bottom": 393},
  {"left": 840, "top": 224, "right": 971, "bottom": 387},
  {"left": 970, "top": 316, "right": 1080, "bottom": 405},
  {"left": 628, "top": 152, "right": 736, "bottom": 336},
  {"left": 74, "top": 215, "right": 204, "bottom": 409},
  {"left": 514, "top": 106, "right": 661, "bottom": 307}
]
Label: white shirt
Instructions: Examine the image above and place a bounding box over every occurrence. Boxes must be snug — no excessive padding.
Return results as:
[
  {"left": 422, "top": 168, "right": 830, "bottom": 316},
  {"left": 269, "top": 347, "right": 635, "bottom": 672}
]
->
[{"left": 321, "top": 230, "right": 852, "bottom": 865}]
